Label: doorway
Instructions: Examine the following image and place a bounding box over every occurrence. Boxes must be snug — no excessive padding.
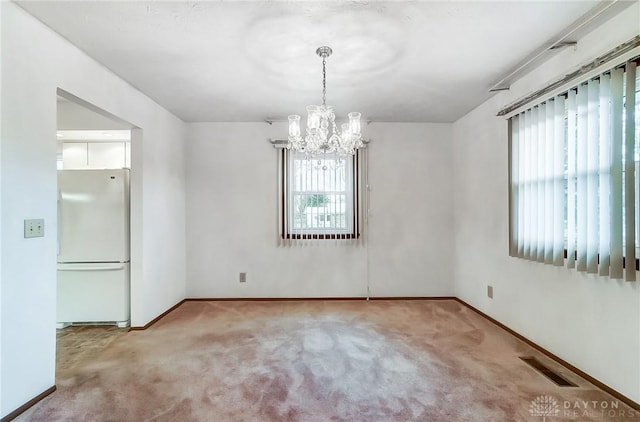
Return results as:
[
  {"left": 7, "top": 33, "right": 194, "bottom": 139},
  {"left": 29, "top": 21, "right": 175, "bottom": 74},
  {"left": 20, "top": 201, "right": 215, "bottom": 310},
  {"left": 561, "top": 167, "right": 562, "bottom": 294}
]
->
[{"left": 55, "top": 90, "right": 136, "bottom": 375}]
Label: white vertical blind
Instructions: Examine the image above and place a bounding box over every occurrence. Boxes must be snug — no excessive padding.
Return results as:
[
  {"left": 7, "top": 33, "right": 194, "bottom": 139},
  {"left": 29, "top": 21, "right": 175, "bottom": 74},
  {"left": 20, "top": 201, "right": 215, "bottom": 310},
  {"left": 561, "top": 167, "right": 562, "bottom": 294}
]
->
[
  {"left": 598, "top": 74, "right": 612, "bottom": 276},
  {"left": 553, "top": 95, "right": 566, "bottom": 266},
  {"left": 531, "top": 107, "right": 539, "bottom": 260},
  {"left": 544, "top": 101, "right": 554, "bottom": 264},
  {"left": 576, "top": 83, "right": 588, "bottom": 271},
  {"left": 586, "top": 79, "right": 599, "bottom": 274},
  {"left": 510, "top": 116, "right": 520, "bottom": 257},
  {"left": 610, "top": 67, "right": 624, "bottom": 279},
  {"left": 624, "top": 62, "right": 637, "bottom": 281},
  {"left": 537, "top": 103, "right": 546, "bottom": 262},
  {"left": 518, "top": 114, "right": 526, "bottom": 257},
  {"left": 524, "top": 109, "right": 532, "bottom": 260},
  {"left": 509, "top": 60, "right": 637, "bottom": 281},
  {"left": 567, "top": 90, "right": 577, "bottom": 269}
]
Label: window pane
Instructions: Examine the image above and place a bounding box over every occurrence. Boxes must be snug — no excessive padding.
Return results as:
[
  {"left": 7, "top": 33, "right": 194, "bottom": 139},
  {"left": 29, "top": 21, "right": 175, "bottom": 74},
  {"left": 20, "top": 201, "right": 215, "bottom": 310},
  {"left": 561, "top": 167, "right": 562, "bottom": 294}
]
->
[{"left": 287, "top": 152, "right": 354, "bottom": 235}]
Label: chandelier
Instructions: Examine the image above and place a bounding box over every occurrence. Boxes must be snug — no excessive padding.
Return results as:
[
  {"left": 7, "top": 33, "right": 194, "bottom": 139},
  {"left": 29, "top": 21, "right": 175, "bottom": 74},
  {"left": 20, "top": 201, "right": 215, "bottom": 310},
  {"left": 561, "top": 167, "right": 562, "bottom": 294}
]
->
[{"left": 287, "top": 46, "right": 364, "bottom": 156}]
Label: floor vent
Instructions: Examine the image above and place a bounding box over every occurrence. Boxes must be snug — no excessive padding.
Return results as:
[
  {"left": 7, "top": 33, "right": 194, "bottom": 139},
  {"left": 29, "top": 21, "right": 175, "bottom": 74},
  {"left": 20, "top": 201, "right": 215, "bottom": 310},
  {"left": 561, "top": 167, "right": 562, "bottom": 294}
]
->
[{"left": 520, "top": 356, "right": 577, "bottom": 387}]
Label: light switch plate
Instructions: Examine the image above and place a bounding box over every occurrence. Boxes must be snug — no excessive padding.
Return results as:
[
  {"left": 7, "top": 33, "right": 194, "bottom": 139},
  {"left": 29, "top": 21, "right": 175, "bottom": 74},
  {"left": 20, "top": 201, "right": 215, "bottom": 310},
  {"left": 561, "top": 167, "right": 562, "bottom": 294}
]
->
[{"left": 24, "top": 219, "right": 45, "bottom": 238}]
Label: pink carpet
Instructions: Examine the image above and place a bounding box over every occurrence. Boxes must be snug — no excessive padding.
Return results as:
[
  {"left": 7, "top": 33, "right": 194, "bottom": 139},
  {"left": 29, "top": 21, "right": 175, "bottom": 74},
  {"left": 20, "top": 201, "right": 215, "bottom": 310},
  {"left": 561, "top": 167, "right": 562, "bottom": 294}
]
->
[{"left": 16, "top": 300, "right": 637, "bottom": 421}]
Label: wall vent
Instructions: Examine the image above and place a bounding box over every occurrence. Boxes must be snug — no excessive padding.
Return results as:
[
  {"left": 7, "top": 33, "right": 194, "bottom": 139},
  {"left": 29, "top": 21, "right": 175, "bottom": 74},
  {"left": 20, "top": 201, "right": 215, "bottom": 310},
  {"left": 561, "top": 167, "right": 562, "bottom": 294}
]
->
[{"left": 520, "top": 356, "right": 577, "bottom": 387}]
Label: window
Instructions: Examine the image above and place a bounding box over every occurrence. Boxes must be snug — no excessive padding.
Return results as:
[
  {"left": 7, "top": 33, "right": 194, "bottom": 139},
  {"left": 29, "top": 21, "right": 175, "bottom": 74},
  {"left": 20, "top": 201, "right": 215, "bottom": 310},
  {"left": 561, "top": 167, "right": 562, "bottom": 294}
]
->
[
  {"left": 278, "top": 149, "right": 364, "bottom": 241},
  {"left": 509, "top": 59, "right": 638, "bottom": 281}
]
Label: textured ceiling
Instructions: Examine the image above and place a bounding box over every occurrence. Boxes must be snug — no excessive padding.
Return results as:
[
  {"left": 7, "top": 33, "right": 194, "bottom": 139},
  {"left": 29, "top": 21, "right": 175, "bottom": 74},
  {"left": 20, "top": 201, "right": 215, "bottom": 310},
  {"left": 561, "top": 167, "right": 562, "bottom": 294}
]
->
[{"left": 20, "top": 1, "right": 605, "bottom": 123}]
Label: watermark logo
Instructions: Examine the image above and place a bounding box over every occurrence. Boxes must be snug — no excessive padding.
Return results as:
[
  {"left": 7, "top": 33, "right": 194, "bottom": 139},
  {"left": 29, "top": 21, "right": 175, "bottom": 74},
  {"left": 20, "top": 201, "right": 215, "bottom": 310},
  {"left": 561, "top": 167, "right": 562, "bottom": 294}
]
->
[
  {"left": 529, "top": 395, "right": 560, "bottom": 421},
  {"left": 528, "top": 395, "right": 639, "bottom": 419}
]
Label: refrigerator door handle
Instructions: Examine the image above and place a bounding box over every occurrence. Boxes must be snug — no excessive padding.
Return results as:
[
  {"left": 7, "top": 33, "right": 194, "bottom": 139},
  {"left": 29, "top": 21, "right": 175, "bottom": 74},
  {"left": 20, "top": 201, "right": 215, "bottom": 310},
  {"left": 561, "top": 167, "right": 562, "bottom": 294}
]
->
[{"left": 57, "top": 263, "right": 125, "bottom": 271}]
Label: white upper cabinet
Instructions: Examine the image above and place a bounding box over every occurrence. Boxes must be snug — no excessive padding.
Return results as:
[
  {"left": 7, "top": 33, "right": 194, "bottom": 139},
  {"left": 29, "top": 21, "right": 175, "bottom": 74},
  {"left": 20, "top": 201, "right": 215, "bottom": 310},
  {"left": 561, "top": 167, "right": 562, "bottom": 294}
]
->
[
  {"left": 88, "top": 142, "right": 126, "bottom": 169},
  {"left": 63, "top": 142, "right": 130, "bottom": 169},
  {"left": 62, "top": 143, "right": 89, "bottom": 169}
]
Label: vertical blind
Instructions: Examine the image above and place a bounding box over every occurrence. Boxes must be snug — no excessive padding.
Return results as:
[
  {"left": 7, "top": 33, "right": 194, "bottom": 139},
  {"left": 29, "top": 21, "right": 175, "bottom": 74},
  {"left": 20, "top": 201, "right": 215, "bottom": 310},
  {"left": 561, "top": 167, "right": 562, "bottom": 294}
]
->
[{"left": 509, "top": 60, "right": 638, "bottom": 281}]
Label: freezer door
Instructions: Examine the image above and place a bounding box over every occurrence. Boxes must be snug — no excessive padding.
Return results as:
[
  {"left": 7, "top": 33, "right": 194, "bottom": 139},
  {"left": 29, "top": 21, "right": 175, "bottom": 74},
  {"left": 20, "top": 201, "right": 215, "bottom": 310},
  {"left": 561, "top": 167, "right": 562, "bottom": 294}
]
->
[
  {"left": 58, "top": 169, "right": 129, "bottom": 262},
  {"left": 57, "top": 262, "right": 130, "bottom": 324}
]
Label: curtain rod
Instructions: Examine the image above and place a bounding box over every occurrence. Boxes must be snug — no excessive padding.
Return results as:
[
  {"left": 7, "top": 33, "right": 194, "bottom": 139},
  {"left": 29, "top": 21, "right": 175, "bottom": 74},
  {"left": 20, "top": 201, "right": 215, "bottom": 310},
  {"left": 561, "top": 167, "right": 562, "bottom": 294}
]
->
[
  {"left": 489, "top": 0, "right": 621, "bottom": 92},
  {"left": 497, "top": 35, "right": 640, "bottom": 117},
  {"left": 268, "top": 139, "right": 371, "bottom": 149}
]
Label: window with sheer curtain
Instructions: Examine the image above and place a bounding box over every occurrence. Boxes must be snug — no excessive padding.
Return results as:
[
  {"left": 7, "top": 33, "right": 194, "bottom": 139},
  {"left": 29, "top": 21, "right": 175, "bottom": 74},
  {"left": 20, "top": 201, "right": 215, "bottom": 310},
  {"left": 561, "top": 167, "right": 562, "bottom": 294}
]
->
[
  {"left": 278, "top": 149, "right": 365, "bottom": 242},
  {"left": 509, "top": 60, "right": 639, "bottom": 281}
]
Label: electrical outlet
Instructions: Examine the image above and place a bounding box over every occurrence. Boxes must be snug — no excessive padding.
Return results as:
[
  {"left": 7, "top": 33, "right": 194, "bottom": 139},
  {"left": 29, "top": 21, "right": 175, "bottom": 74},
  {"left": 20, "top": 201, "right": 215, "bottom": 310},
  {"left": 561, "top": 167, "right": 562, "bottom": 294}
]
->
[
  {"left": 24, "top": 219, "right": 45, "bottom": 238},
  {"left": 239, "top": 272, "right": 247, "bottom": 283},
  {"left": 487, "top": 285, "right": 493, "bottom": 299}
]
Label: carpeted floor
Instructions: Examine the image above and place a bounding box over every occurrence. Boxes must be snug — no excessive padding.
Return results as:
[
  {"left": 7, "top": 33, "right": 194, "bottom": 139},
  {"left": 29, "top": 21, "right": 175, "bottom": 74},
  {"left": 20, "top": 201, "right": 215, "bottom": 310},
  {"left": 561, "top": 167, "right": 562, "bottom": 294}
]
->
[{"left": 16, "top": 300, "right": 637, "bottom": 421}]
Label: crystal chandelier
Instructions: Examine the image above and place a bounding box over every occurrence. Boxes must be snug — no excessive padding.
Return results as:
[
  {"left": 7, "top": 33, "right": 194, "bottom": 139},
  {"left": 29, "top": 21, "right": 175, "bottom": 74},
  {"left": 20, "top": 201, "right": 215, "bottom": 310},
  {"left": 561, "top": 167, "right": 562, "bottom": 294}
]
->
[{"left": 287, "top": 46, "right": 364, "bottom": 156}]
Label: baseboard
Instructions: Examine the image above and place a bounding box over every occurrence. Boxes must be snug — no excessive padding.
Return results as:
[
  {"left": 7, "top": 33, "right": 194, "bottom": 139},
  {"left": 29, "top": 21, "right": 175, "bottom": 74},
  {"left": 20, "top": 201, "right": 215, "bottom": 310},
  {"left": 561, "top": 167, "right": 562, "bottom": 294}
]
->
[
  {"left": 129, "top": 299, "right": 186, "bottom": 331},
  {"left": 184, "top": 296, "right": 456, "bottom": 301},
  {"left": 1, "top": 385, "right": 56, "bottom": 422},
  {"left": 453, "top": 298, "right": 640, "bottom": 412},
  {"left": 184, "top": 297, "right": 364, "bottom": 301},
  {"left": 369, "top": 296, "right": 455, "bottom": 300},
  {"left": 127, "top": 297, "right": 455, "bottom": 330}
]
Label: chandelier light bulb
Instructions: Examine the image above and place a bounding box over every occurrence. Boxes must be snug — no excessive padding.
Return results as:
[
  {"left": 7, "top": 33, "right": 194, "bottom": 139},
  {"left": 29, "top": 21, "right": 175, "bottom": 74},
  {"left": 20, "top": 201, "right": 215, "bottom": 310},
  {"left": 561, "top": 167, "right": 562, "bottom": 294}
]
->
[
  {"left": 288, "top": 115, "right": 301, "bottom": 138},
  {"left": 349, "top": 112, "right": 361, "bottom": 135},
  {"left": 287, "top": 46, "right": 364, "bottom": 156},
  {"left": 307, "top": 105, "right": 320, "bottom": 130},
  {"left": 341, "top": 123, "right": 350, "bottom": 140}
]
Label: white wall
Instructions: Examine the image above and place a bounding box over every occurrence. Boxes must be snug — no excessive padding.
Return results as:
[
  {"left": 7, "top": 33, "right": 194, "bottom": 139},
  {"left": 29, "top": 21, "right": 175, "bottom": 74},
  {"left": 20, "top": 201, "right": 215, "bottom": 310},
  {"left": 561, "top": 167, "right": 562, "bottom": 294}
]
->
[
  {"left": 452, "top": 4, "right": 640, "bottom": 403},
  {"left": 0, "top": 2, "right": 187, "bottom": 417},
  {"left": 57, "top": 100, "right": 131, "bottom": 130},
  {"left": 186, "top": 122, "right": 453, "bottom": 298},
  {"left": 367, "top": 123, "right": 453, "bottom": 296},
  {"left": 0, "top": 1, "right": 4, "bottom": 411}
]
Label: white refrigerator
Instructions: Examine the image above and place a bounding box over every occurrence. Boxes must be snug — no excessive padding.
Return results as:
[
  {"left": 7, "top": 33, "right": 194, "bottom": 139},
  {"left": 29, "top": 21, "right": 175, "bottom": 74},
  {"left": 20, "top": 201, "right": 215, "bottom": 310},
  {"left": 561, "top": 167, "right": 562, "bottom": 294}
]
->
[{"left": 57, "top": 169, "right": 130, "bottom": 327}]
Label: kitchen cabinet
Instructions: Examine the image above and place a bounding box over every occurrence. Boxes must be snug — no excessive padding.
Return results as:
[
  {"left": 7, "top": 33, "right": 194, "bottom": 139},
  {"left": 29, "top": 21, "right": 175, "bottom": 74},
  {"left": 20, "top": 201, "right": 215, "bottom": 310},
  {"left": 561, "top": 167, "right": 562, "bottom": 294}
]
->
[
  {"left": 88, "top": 142, "right": 126, "bottom": 169},
  {"left": 63, "top": 141, "right": 130, "bottom": 169},
  {"left": 62, "top": 143, "right": 89, "bottom": 169}
]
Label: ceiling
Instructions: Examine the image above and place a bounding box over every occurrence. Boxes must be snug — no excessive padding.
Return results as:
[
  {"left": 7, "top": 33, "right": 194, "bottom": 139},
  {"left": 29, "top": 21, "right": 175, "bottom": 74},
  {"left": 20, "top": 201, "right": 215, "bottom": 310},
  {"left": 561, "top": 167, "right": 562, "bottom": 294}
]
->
[{"left": 19, "top": 1, "right": 613, "bottom": 123}]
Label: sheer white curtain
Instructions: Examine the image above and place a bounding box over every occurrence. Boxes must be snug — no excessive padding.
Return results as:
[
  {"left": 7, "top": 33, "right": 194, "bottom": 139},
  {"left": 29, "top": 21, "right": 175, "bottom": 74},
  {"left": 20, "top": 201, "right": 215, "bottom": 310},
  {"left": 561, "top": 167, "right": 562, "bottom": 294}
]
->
[{"left": 510, "top": 61, "right": 637, "bottom": 281}]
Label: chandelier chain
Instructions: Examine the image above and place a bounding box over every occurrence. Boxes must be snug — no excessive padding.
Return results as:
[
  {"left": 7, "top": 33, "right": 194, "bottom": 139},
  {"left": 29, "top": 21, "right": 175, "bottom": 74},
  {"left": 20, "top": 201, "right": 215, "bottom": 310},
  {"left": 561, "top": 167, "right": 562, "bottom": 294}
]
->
[{"left": 322, "top": 57, "right": 327, "bottom": 106}]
